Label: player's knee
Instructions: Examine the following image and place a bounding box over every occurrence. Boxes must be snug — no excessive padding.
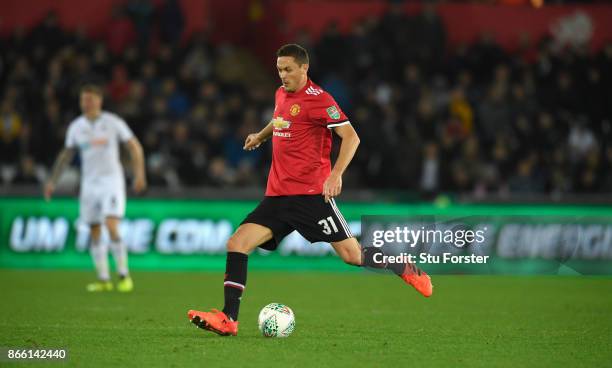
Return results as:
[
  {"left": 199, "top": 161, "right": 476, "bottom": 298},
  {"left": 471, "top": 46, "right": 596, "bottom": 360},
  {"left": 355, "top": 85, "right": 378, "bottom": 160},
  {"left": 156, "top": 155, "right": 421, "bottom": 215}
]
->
[
  {"left": 344, "top": 253, "right": 362, "bottom": 266},
  {"left": 340, "top": 249, "right": 362, "bottom": 266},
  {"left": 226, "top": 235, "right": 247, "bottom": 253},
  {"left": 90, "top": 225, "right": 102, "bottom": 242},
  {"left": 105, "top": 219, "right": 121, "bottom": 241},
  {"left": 108, "top": 229, "right": 120, "bottom": 242}
]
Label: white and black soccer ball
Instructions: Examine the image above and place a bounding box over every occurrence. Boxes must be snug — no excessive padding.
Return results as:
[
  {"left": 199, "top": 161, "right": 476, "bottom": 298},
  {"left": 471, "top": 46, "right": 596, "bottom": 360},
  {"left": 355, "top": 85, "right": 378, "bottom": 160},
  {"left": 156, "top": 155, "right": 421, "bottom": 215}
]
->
[{"left": 257, "top": 303, "right": 295, "bottom": 337}]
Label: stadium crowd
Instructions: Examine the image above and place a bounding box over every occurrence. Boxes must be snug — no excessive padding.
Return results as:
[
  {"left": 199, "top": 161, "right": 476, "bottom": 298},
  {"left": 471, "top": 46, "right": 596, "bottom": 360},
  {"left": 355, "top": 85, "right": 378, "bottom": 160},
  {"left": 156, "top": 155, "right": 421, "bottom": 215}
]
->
[{"left": 1, "top": 3, "right": 611, "bottom": 196}]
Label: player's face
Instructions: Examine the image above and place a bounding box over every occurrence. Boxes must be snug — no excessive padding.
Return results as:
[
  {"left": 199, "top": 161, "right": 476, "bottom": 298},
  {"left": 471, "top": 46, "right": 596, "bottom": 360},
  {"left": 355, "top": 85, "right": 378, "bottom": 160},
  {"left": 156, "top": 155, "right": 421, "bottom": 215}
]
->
[
  {"left": 277, "top": 56, "right": 308, "bottom": 92},
  {"left": 80, "top": 92, "right": 102, "bottom": 116}
]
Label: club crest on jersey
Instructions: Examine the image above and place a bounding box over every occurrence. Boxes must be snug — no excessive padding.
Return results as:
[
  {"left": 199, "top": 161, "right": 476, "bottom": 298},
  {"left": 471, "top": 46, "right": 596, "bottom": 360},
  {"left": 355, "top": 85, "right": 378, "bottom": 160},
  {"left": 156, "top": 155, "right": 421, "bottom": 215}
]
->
[
  {"left": 272, "top": 116, "right": 291, "bottom": 130},
  {"left": 326, "top": 106, "right": 340, "bottom": 120},
  {"left": 290, "top": 104, "right": 301, "bottom": 116}
]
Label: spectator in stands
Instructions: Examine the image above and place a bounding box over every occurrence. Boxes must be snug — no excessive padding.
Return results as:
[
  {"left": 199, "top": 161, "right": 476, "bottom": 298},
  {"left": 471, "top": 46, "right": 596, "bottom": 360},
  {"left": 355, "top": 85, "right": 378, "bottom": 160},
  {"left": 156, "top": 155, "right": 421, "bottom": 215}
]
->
[
  {"left": 13, "top": 155, "right": 40, "bottom": 184},
  {"left": 158, "top": 0, "right": 185, "bottom": 45},
  {"left": 126, "top": 0, "right": 154, "bottom": 50},
  {"left": 0, "top": 99, "right": 23, "bottom": 164},
  {"left": 108, "top": 64, "right": 132, "bottom": 103}
]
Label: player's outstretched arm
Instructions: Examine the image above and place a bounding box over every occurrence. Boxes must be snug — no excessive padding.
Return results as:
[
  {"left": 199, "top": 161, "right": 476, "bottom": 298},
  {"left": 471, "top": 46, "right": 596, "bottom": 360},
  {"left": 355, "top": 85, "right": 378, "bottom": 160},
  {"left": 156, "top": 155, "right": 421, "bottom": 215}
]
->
[
  {"left": 125, "top": 138, "right": 147, "bottom": 193},
  {"left": 44, "top": 147, "right": 75, "bottom": 201},
  {"left": 323, "top": 124, "right": 360, "bottom": 202},
  {"left": 244, "top": 121, "right": 274, "bottom": 151}
]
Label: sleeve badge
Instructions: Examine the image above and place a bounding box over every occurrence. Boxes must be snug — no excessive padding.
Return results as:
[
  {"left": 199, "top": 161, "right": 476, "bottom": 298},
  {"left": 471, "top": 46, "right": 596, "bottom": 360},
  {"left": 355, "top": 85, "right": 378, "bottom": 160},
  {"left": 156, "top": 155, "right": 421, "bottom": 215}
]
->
[{"left": 326, "top": 106, "right": 340, "bottom": 120}]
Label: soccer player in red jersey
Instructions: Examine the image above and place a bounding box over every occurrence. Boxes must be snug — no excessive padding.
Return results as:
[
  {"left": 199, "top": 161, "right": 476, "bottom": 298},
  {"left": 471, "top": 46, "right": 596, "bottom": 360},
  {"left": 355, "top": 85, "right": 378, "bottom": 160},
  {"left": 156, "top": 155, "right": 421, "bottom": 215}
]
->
[{"left": 187, "top": 44, "right": 432, "bottom": 336}]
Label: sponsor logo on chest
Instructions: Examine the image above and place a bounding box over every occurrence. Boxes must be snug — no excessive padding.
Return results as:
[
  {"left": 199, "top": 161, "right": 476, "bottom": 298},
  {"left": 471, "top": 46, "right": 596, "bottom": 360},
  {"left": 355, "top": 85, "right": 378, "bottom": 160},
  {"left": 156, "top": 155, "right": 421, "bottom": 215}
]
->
[
  {"left": 79, "top": 125, "right": 110, "bottom": 150},
  {"left": 272, "top": 116, "right": 292, "bottom": 138}
]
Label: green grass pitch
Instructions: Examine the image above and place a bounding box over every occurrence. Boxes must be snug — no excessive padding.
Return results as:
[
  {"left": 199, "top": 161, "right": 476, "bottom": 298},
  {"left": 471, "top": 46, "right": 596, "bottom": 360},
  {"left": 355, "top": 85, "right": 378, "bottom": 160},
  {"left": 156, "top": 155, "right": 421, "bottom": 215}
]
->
[{"left": 0, "top": 270, "right": 611, "bottom": 367}]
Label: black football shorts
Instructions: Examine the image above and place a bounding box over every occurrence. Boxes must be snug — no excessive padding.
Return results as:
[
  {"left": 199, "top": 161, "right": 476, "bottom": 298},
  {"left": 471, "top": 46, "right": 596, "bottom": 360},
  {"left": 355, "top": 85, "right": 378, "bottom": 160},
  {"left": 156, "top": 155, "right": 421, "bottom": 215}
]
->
[{"left": 241, "top": 195, "right": 354, "bottom": 251}]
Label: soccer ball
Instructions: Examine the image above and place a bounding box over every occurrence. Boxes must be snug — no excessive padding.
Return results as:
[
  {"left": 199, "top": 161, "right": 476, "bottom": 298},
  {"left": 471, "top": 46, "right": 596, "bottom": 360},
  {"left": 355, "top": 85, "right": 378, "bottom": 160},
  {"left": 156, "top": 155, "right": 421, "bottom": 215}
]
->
[{"left": 257, "top": 303, "right": 295, "bottom": 337}]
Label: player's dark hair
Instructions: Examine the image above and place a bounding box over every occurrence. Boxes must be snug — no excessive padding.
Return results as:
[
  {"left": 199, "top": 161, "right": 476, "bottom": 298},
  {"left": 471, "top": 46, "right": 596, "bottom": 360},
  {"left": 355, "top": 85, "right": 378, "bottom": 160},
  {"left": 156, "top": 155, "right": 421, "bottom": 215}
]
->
[
  {"left": 80, "top": 83, "right": 104, "bottom": 97},
  {"left": 276, "top": 44, "right": 309, "bottom": 65}
]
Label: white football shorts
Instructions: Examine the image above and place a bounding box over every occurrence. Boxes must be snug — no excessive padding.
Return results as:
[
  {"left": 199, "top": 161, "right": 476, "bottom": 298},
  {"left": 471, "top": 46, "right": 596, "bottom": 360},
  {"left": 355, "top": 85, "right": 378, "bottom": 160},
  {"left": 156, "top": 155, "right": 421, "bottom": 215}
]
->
[{"left": 79, "top": 185, "right": 126, "bottom": 224}]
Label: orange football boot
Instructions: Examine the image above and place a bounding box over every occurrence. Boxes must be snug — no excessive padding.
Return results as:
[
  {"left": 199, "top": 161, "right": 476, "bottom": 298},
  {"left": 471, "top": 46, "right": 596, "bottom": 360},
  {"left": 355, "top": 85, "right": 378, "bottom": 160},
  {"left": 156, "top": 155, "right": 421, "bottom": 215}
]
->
[
  {"left": 188, "top": 309, "right": 238, "bottom": 336},
  {"left": 401, "top": 263, "right": 433, "bottom": 297}
]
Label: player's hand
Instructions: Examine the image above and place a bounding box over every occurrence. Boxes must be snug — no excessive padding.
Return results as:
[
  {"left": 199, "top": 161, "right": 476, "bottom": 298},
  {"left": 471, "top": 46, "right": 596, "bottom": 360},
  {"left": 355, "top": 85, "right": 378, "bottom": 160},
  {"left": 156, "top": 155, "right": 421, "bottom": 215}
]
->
[
  {"left": 133, "top": 175, "right": 147, "bottom": 194},
  {"left": 243, "top": 133, "right": 263, "bottom": 151},
  {"left": 44, "top": 182, "right": 54, "bottom": 202},
  {"left": 322, "top": 172, "right": 342, "bottom": 203}
]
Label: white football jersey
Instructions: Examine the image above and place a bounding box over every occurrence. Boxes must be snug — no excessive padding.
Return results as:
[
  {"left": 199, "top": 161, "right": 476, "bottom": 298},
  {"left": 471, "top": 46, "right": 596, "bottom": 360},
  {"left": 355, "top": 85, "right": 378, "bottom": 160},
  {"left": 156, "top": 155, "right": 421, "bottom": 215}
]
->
[{"left": 65, "top": 111, "right": 134, "bottom": 189}]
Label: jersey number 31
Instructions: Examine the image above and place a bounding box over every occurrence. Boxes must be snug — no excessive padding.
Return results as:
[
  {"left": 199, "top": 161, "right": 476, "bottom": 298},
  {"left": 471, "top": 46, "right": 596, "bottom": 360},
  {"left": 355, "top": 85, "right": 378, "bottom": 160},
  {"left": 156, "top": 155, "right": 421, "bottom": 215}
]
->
[{"left": 318, "top": 216, "right": 339, "bottom": 235}]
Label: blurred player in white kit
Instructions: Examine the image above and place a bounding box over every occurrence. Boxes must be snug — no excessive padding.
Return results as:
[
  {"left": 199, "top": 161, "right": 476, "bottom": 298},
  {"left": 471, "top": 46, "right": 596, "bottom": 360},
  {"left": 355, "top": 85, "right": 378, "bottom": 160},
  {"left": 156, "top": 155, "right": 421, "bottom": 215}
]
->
[{"left": 44, "top": 84, "right": 146, "bottom": 292}]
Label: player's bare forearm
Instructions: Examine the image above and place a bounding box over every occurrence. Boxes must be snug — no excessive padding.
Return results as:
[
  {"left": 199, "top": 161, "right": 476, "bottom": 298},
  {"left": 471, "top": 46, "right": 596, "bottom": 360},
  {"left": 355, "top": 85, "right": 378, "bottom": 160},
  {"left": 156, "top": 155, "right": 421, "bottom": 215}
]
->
[
  {"left": 126, "top": 138, "right": 147, "bottom": 192},
  {"left": 331, "top": 124, "right": 360, "bottom": 177},
  {"left": 44, "top": 148, "right": 75, "bottom": 200},
  {"left": 257, "top": 121, "right": 274, "bottom": 142},
  {"left": 244, "top": 121, "right": 274, "bottom": 150},
  {"left": 322, "top": 124, "right": 360, "bottom": 202},
  {"left": 126, "top": 138, "right": 145, "bottom": 178},
  {"left": 47, "top": 148, "right": 75, "bottom": 186}
]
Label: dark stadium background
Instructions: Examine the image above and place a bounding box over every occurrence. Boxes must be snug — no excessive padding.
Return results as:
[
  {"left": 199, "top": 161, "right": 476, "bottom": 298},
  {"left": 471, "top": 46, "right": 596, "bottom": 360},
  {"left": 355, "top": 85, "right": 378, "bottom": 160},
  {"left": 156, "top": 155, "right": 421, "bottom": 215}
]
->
[
  {"left": 1, "top": 0, "right": 611, "bottom": 200},
  {"left": 0, "top": 1, "right": 611, "bottom": 367}
]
